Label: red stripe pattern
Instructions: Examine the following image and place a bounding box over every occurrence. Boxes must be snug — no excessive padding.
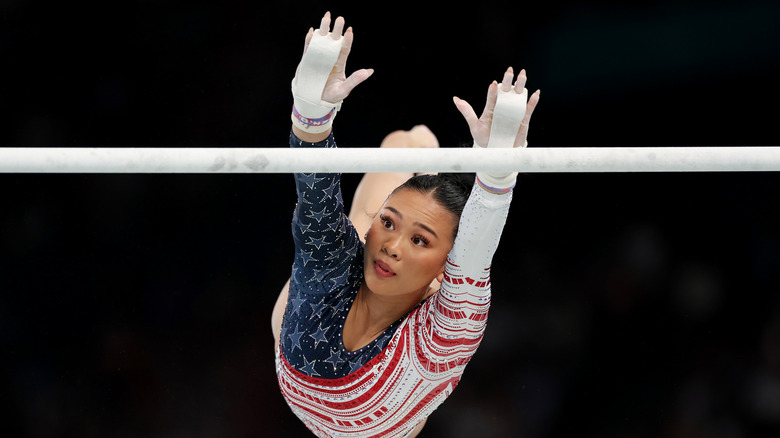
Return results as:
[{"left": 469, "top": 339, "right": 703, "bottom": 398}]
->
[{"left": 276, "top": 264, "right": 491, "bottom": 437}]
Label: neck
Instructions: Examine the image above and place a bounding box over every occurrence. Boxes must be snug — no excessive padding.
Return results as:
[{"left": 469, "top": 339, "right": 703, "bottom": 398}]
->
[{"left": 355, "top": 281, "right": 429, "bottom": 334}]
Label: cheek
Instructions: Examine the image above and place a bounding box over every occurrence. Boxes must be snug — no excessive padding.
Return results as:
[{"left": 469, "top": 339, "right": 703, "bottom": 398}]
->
[
  {"left": 416, "top": 252, "right": 449, "bottom": 275},
  {"left": 364, "top": 225, "right": 379, "bottom": 246},
  {"left": 364, "top": 225, "right": 387, "bottom": 257}
]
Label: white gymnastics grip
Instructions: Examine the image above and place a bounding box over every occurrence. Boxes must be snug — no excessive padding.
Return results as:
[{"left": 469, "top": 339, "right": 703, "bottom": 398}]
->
[
  {"left": 487, "top": 86, "right": 527, "bottom": 149},
  {"left": 291, "top": 31, "right": 344, "bottom": 132},
  {"left": 475, "top": 85, "right": 528, "bottom": 191}
]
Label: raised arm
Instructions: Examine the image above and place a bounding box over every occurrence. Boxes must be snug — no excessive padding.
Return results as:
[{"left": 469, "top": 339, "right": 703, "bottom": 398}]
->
[
  {"left": 290, "top": 12, "right": 373, "bottom": 143},
  {"left": 414, "top": 68, "right": 541, "bottom": 367},
  {"left": 447, "top": 66, "right": 540, "bottom": 277}
]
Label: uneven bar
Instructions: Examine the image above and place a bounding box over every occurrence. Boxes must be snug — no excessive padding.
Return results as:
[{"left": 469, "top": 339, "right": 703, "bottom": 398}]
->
[{"left": 1, "top": 147, "right": 779, "bottom": 173}]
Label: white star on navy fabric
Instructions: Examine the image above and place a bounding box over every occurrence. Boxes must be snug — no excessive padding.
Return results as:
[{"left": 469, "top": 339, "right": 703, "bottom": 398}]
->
[
  {"left": 289, "top": 297, "right": 308, "bottom": 316},
  {"left": 287, "top": 324, "right": 305, "bottom": 352},
  {"left": 306, "top": 206, "right": 330, "bottom": 223},
  {"left": 298, "top": 173, "right": 325, "bottom": 189},
  {"left": 309, "top": 323, "right": 329, "bottom": 349},
  {"left": 309, "top": 265, "right": 339, "bottom": 284},
  {"left": 343, "top": 242, "right": 359, "bottom": 260},
  {"left": 299, "top": 250, "right": 318, "bottom": 267},
  {"left": 325, "top": 240, "right": 346, "bottom": 261},
  {"left": 298, "top": 221, "right": 314, "bottom": 234},
  {"left": 300, "top": 355, "right": 320, "bottom": 376},
  {"left": 326, "top": 217, "right": 343, "bottom": 234},
  {"left": 329, "top": 269, "right": 349, "bottom": 287},
  {"left": 322, "top": 181, "right": 339, "bottom": 200},
  {"left": 306, "top": 235, "right": 331, "bottom": 250},
  {"left": 324, "top": 349, "right": 343, "bottom": 371},
  {"left": 309, "top": 301, "right": 327, "bottom": 320}
]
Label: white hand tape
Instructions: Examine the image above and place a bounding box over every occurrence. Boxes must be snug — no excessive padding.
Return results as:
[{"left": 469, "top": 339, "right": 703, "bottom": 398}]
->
[
  {"left": 487, "top": 86, "right": 527, "bottom": 149},
  {"left": 475, "top": 84, "right": 528, "bottom": 190},
  {"left": 293, "top": 32, "right": 343, "bottom": 113},
  {"left": 291, "top": 31, "right": 345, "bottom": 132}
]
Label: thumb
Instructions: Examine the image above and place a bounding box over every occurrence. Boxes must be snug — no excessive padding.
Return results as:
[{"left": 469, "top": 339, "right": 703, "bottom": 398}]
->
[
  {"left": 453, "top": 96, "right": 479, "bottom": 135},
  {"left": 343, "top": 68, "right": 374, "bottom": 93}
]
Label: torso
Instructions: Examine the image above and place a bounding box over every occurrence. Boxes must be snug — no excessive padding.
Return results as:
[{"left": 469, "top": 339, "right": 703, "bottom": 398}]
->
[{"left": 342, "top": 283, "right": 438, "bottom": 351}]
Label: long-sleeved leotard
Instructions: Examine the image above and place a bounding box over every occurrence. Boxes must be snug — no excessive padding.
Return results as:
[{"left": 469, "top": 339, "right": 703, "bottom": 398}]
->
[{"left": 276, "top": 131, "right": 512, "bottom": 438}]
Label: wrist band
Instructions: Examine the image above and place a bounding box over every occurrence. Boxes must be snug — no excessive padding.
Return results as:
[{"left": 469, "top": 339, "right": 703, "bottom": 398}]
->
[
  {"left": 292, "top": 104, "right": 336, "bottom": 130},
  {"left": 476, "top": 174, "right": 515, "bottom": 193}
]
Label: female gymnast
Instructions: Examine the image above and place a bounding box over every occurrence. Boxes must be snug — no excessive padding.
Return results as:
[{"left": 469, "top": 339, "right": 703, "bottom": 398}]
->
[{"left": 271, "top": 12, "right": 540, "bottom": 437}]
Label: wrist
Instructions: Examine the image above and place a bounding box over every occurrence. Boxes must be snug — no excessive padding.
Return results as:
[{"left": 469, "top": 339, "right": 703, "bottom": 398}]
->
[
  {"left": 292, "top": 124, "right": 332, "bottom": 143},
  {"left": 476, "top": 173, "right": 516, "bottom": 194},
  {"left": 291, "top": 102, "right": 338, "bottom": 133}
]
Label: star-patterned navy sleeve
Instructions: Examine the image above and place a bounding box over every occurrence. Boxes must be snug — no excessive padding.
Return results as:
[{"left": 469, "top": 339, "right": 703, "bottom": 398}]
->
[
  {"left": 288, "top": 131, "right": 362, "bottom": 295},
  {"left": 281, "top": 131, "right": 376, "bottom": 380}
]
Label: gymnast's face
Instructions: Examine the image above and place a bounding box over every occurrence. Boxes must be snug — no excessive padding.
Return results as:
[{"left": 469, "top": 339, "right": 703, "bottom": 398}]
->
[{"left": 363, "top": 188, "right": 457, "bottom": 298}]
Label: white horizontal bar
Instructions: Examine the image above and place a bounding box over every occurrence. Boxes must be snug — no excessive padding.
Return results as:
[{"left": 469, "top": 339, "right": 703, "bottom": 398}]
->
[{"left": 0, "top": 147, "right": 779, "bottom": 173}]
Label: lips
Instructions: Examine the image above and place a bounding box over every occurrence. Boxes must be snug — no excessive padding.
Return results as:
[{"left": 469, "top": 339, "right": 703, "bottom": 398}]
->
[{"left": 373, "top": 260, "right": 396, "bottom": 278}]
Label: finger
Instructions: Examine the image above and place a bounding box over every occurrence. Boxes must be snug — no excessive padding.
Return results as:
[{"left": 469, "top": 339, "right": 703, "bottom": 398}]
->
[
  {"left": 514, "top": 69, "right": 527, "bottom": 94},
  {"left": 302, "top": 27, "right": 313, "bottom": 54},
  {"left": 479, "top": 81, "right": 498, "bottom": 122},
  {"left": 334, "top": 27, "right": 354, "bottom": 73},
  {"left": 336, "top": 27, "right": 355, "bottom": 64},
  {"left": 523, "top": 89, "right": 541, "bottom": 125},
  {"left": 331, "top": 15, "right": 345, "bottom": 39},
  {"left": 340, "top": 68, "right": 374, "bottom": 95},
  {"left": 453, "top": 96, "right": 480, "bottom": 137},
  {"left": 500, "top": 67, "right": 513, "bottom": 92},
  {"left": 515, "top": 89, "right": 540, "bottom": 147},
  {"left": 319, "top": 11, "right": 331, "bottom": 36}
]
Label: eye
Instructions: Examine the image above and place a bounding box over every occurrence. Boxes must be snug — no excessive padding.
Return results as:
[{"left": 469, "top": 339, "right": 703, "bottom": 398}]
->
[
  {"left": 412, "top": 235, "right": 430, "bottom": 247},
  {"left": 379, "top": 214, "right": 394, "bottom": 230}
]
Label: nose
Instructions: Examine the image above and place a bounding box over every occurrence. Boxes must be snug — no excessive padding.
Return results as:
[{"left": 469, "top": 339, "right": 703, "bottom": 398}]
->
[{"left": 382, "top": 236, "right": 402, "bottom": 259}]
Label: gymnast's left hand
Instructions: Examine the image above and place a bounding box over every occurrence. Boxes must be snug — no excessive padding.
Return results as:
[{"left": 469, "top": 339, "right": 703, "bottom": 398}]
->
[{"left": 297, "top": 12, "right": 374, "bottom": 104}]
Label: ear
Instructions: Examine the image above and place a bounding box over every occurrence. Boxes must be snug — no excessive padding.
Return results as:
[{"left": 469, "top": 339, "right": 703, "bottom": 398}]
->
[
  {"left": 362, "top": 223, "right": 372, "bottom": 243},
  {"left": 436, "top": 255, "right": 450, "bottom": 282}
]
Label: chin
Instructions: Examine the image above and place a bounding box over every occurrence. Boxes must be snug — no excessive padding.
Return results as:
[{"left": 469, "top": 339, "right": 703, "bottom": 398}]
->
[
  {"left": 364, "top": 273, "right": 431, "bottom": 299},
  {"left": 364, "top": 270, "right": 393, "bottom": 294}
]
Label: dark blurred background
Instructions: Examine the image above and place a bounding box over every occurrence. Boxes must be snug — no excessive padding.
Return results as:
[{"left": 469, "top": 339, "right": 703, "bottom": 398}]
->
[{"left": 2, "top": 0, "right": 779, "bottom": 436}]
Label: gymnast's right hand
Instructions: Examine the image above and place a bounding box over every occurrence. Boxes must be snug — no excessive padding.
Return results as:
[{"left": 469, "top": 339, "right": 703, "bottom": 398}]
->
[
  {"left": 453, "top": 67, "right": 540, "bottom": 192},
  {"left": 291, "top": 12, "right": 374, "bottom": 134}
]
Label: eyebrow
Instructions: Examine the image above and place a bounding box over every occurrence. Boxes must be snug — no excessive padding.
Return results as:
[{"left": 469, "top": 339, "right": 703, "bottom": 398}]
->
[{"left": 385, "top": 206, "right": 439, "bottom": 239}]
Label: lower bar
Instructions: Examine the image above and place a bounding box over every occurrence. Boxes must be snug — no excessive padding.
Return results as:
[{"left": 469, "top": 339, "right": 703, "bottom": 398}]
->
[{"left": 0, "top": 147, "right": 779, "bottom": 173}]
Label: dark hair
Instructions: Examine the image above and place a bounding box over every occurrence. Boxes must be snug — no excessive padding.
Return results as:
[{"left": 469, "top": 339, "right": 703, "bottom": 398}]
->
[{"left": 391, "top": 173, "right": 475, "bottom": 240}]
